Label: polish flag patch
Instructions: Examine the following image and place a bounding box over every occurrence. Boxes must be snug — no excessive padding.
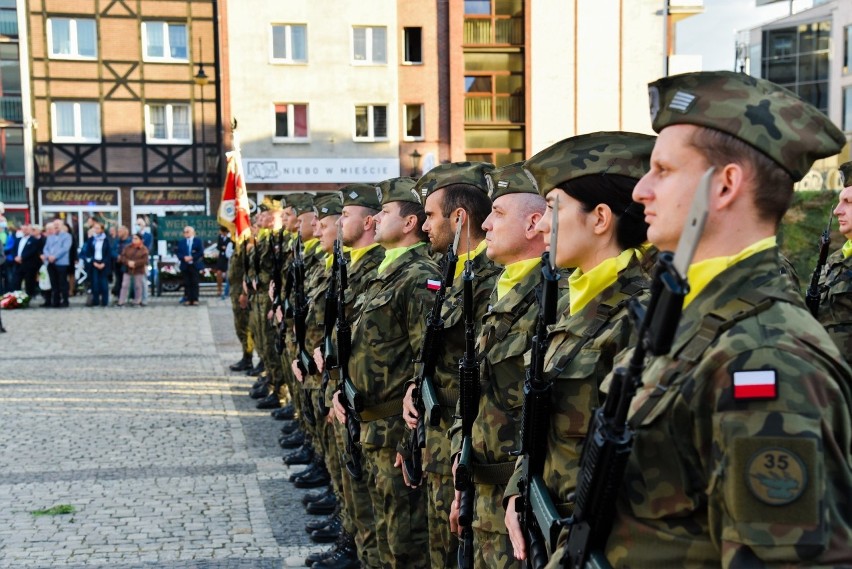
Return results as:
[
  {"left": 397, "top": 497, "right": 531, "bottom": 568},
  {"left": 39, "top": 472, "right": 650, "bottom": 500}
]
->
[
  {"left": 426, "top": 279, "right": 441, "bottom": 291},
  {"left": 733, "top": 370, "right": 777, "bottom": 400}
]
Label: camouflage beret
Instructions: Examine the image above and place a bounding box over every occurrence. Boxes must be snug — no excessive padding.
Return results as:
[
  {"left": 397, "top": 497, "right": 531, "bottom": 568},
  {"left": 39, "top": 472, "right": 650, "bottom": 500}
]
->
[
  {"left": 524, "top": 131, "right": 656, "bottom": 196},
  {"left": 839, "top": 161, "right": 852, "bottom": 188},
  {"left": 413, "top": 161, "right": 495, "bottom": 202},
  {"left": 258, "top": 195, "right": 284, "bottom": 212},
  {"left": 485, "top": 162, "right": 537, "bottom": 201},
  {"left": 287, "top": 193, "right": 315, "bottom": 215},
  {"left": 376, "top": 177, "right": 420, "bottom": 206},
  {"left": 648, "top": 70, "right": 845, "bottom": 182},
  {"left": 339, "top": 183, "right": 381, "bottom": 210},
  {"left": 313, "top": 193, "right": 342, "bottom": 219}
]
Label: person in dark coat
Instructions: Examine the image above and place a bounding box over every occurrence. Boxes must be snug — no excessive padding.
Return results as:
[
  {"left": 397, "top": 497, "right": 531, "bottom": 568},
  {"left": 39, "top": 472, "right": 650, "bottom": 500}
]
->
[
  {"left": 177, "top": 225, "right": 204, "bottom": 305},
  {"left": 84, "top": 220, "right": 114, "bottom": 307},
  {"left": 13, "top": 224, "right": 45, "bottom": 297}
]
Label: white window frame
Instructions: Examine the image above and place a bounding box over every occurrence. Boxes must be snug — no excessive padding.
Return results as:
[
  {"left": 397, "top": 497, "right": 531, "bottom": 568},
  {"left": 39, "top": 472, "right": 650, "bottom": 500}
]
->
[
  {"left": 354, "top": 104, "right": 388, "bottom": 142},
  {"left": 403, "top": 104, "right": 424, "bottom": 141},
  {"left": 51, "top": 101, "right": 101, "bottom": 143},
  {"left": 270, "top": 23, "right": 308, "bottom": 64},
  {"left": 141, "top": 21, "right": 188, "bottom": 63},
  {"left": 144, "top": 103, "right": 192, "bottom": 145},
  {"left": 272, "top": 103, "right": 310, "bottom": 143},
  {"left": 47, "top": 17, "right": 97, "bottom": 60},
  {"left": 402, "top": 27, "right": 422, "bottom": 65},
  {"left": 352, "top": 26, "right": 387, "bottom": 65}
]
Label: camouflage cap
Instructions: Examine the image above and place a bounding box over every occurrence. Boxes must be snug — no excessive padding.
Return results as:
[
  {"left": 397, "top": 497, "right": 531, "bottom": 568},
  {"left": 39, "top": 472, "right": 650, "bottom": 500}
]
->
[
  {"left": 839, "top": 161, "right": 852, "bottom": 188},
  {"left": 647, "top": 70, "right": 845, "bottom": 182},
  {"left": 286, "top": 192, "right": 315, "bottom": 215},
  {"left": 259, "top": 194, "right": 285, "bottom": 212},
  {"left": 376, "top": 177, "right": 420, "bottom": 206},
  {"left": 339, "top": 183, "right": 381, "bottom": 210},
  {"left": 313, "top": 193, "right": 342, "bottom": 219},
  {"left": 485, "top": 162, "right": 537, "bottom": 201},
  {"left": 413, "top": 161, "right": 495, "bottom": 202},
  {"left": 524, "top": 131, "right": 656, "bottom": 196}
]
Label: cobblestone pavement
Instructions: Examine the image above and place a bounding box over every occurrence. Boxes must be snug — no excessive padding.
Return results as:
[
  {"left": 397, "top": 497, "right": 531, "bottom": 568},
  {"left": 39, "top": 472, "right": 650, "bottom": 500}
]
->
[{"left": 0, "top": 295, "right": 323, "bottom": 568}]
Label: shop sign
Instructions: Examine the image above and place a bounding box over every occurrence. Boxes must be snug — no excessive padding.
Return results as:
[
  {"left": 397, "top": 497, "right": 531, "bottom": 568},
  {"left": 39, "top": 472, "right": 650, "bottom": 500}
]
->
[
  {"left": 134, "top": 189, "right": 206, "bottom": 206},
  {"left": 42, "top": 189, "right": 118, "bottom": 207},
  {"left": 242, "top": 158, "right": 400, "bottom": 184},
  {"left": 159, "top": 215, "right": 220, "bottom": 240}
]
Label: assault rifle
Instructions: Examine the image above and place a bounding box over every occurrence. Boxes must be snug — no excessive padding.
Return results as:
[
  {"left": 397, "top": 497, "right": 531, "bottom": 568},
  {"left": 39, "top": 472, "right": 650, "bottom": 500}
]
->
[
  {"left": 516, "top": 196, "right": 561, "bottom": 568},
  {"left": 558, "top": 168, "right": 713, "bottom": 569},
  {"left": 455, "top": 240, "right": 479, "bottom": 569},
  {"left": 334, "top": 231, "right": 365, "bottom": 480},
  {"left": 270, "top": 229, "right": 285, "bottom": 348},
  {"left": 293, "top": 233, "right": 318, "bottom": 377},
  {"left": 241, "top": 239, "right": 251, "bottom": 295},
  {"left": 403, "top": 215, "right": 463, "bottom": 486},
  {"left": 805, "top": 210, "right": 833, "bottom": 317},
  {"left": 317, "top": 224, "right": 341, "bottom": 418}
]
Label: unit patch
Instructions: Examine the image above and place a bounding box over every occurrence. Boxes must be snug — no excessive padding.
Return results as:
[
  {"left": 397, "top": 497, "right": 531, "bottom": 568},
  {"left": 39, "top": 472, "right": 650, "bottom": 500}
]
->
[{"left": 745, "top": 447, "right": 808, "bottom": 506}]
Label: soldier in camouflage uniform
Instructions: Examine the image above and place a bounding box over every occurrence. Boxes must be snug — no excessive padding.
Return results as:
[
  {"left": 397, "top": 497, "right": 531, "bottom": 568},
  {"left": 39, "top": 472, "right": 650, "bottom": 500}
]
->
[
  {"left": 448, "top": 163, "right": 554, "bottom": 569},
  {"left": 321, "top": 184, "right": 386, "bottom": 569},
  {"left": 346, "top": 177, "right": 436, "bottom": 568},
  {"left": 500, "top": 133, "right": 655, "bottom": 563},
  {"left": 228, "top": 237, "right": 254, "bottom": 371},
  {"left": 586, "top": 71, "right": 852, "bottom": 567},
  {"left": 246, "top": 211, "right": 270, "bottom": 395},
  {"left": 817, "top": 160, "right": 852, "bottom": 364},
  {"left": 397, "top": 162, "right": 501, "bottom": 569}
]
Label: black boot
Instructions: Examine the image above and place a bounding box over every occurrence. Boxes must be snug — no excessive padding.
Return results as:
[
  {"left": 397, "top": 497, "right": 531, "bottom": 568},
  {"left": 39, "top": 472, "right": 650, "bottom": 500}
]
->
[
  {"left": 313, "top": 532, "right": 359, "bottom": 569},
  {"left": 279, "top": 430, "right": 305, "bottom": 449},
  {"left": 251, "top": 377, "right": 266, "bottom": 390},
  {"left": 305, "top": 509, "right": 336, "bottom": 531},
  {"left": 305, "top": 529, "right": 349, "bottom": 567},
  {"left": 302, "top": 487, "right": 332, "bottom": 506},
  {"left": 246, "top": 360, "right": 265, "bottom": 376},
  {"left": 289, "top": 460, "right": 320, "bottom": 483},
  {"left": 306, "top": 492, "right": 337, "bottom": 516},
  {"left": 271, "top": 404, "right": 296, "bottom": 421},
  {"left": 294, "top": 461, "right": 331, "bottom": 489},
  {"left": 256, "top": 393, "right": 281, "bottom": 409},
  {"left": 279, "top": 420, "right": 301, "bottom": 435},
  {"left": 309, "top": 514, "right": 341, "bottom": 542},
  {"left": 249, "top": 380, "right": 269, "bottom": 399},
  {"left": 229, "top": 355, "right": 253, "bottom": 372},
  {"left": 283, "top": 445, "right": 314, "bottom": 465}
]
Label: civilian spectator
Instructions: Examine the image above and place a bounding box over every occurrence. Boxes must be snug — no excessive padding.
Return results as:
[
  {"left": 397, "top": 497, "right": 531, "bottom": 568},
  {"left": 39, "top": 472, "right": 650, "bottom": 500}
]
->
[
  {"left": 13, "top": 224, "right": 44, "bottom": 297},
  {"left": 66, "top": 221, "right": 78, "bottom": 296},
  {"left": 178, "top": 225, "right": 203, "bottom": 306},
  {"left": 41, "top": 220, "right": 72, "bottom": 308},
  {"left": 111, "top": 225, "right": 131, "bottom": 298},
  {"left": 215, "top": 226, "right": 230, "bottom": 299},
  {"left": 117, "top": 233, "right": 149, "bottom": 307},
  {"left": 84, "top": 220, "right": 113, "bottom": 307},
  {"left": 1, "top": 220, "right": 14, "bottom": 293}
]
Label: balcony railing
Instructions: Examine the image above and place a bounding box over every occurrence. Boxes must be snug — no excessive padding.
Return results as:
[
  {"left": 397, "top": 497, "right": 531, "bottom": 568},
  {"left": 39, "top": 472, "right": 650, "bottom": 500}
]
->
[
  {"left": 465, "top": 95, "right": 524, "bottom": 123},
  {"left": 0, "top": 10, "right": 17, "bottom": 38},
  {"left": 464, "top": 17, "right": 523, "bottom": 45},
  {"left": 0, "top": 176, "right": 25, "bottom": 203},
  {"left": 0, "top": 96, "right": 22, "bottom": 123}
]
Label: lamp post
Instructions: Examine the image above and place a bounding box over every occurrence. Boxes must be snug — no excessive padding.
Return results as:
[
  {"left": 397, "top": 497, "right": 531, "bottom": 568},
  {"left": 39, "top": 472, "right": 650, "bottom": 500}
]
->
[
  {"left": 409, "top": 148, "right": 422, "bottom": 177},
  {"left": 194, "top": 39, "right": 209, "bottom": 194}
]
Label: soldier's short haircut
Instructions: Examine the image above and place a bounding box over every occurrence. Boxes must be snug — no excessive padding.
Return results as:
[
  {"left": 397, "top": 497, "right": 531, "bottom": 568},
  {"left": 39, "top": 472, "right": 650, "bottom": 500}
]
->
[
  {"left": 398, "top": 201, "right": 428, "bottom": 241},
  {"left": 557, "top": 174, "right": 647, "bottom": 251},
  {"left": 513, "top": 192, "right": 547, "bottom": 220},
  {"left": 438, "top": 184, "right": 491, "bottom": 239},
  {"left": 688, "top": 126, "right": 794, "bottom": 226}
]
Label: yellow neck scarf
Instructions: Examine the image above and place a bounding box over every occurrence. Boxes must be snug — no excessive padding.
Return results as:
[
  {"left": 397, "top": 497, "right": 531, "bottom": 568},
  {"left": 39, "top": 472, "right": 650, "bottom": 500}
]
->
[
  {"left": 684, "top": 236, "right": 776, "bottom": 307},
  {"left": 569, "top": 248, "right": 639, "bottom": 316},
  {"left": 454, "top": 239, "right": 489, "bottom": 280},
  {"left": 303, "top": 238, "right": 319, "bottom": 253},
  {"left": 378, "top": 242, "right": 425, "bottom": 275},
  {"left": 497, "top": 257, "right": 540, "bottom": 300},
  {"left": 258, "top": 228, "right": 270, "bottom": 239},
  {"left": 350, "top": 243, "right": 379, "bottom": 268},
  {"left": 842, "top": 240, "right": 852, "bottom": 259},
  {"left": 324, "top": 245, "right": 354, "bottom": 270}
]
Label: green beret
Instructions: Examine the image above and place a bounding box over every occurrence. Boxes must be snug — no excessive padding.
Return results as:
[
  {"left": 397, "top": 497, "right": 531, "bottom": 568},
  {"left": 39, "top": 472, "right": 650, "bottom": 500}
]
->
[
  {"left": 485, "top": 162, "right": 537, "bottom": 201},
  {"left": 524, "top": 131, "right": 656, "bottom": 196},
  {"left": 413, "top": 161, "right": 495, "bottom": 202},
  {"left": 339, "top": 183, "right": 381, "bottom": 210},
  {"left": 839, "top": 161, "right": 852, "bottom": 188},
  {"left": 376, "top": 177, "right": 420, "bottom": 206},
  {"left": 313, "top": 193, "right": 342, "bottom": 219},
  {"left": 648, "top": 71, "right": 845, "bottom": 182},
  {"left": 287, "top": 192, "right": 315, "bottom": 215}
]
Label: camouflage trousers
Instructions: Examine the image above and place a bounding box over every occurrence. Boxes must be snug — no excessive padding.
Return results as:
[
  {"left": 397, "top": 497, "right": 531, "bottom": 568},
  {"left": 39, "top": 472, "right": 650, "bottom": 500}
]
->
[
  {"left": 426, "top": 472, "right": 458, "bottom": 569},
  {"left": 362, "top": 444, "right": 429, "bottom": 569},
  {"left": 472, "top": 527, "right": 520, "bottom": 569},
  {"left": 335, "top": 420, "right": 379, "bottom": 568},
  {"left": 230, "top": 300, "right": 253, "bottom": 357},
  {"left": 247, "top": 295, "right": 266, "bottom": 369}
]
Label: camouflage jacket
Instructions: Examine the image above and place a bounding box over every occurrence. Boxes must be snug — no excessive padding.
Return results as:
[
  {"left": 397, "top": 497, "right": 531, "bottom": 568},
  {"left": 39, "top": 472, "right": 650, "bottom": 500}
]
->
[
  {"left": 817, "top": 248, "right": 852, "bottom": 363},
  {"left": 255, "top": 229, "right": 273, "bottom": 288},
  {"left": 505, "top": 254, "right": 649, "bottom": 514},
  {"left": 301, "top": 254, "right": 329, "bottom": 390},
  {"left": 601, "top": 247, "right": 852, "bottom": 568},
  {"left": 228, "top": 244, "right": 245, "bottom": 302},
  {"left": 418, "top": 249, "right": 501, "bottom": 476},
  {"left": 350, "top": 243, "right": 439, "bottom": 449}
]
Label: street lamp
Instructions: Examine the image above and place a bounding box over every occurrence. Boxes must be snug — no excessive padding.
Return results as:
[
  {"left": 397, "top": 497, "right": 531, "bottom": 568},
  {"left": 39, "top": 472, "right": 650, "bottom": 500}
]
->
[
  {"left": 194, "top": 39, "right": 209, "bottom": 191},
  {"left": 409, "top": 148, "right": 422, "bottom": 177},
  {"left": 34, "top": 145, "right": 49, "bottom": 178}
]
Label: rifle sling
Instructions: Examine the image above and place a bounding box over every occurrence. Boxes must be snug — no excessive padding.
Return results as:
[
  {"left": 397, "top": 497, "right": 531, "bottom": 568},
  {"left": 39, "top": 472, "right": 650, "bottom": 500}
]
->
[
  {"left": 471, "top": 461, "right": 516, "bottom": 485},
  {"left": 359, "top": 398, "right": 404, "bottom": 422}
]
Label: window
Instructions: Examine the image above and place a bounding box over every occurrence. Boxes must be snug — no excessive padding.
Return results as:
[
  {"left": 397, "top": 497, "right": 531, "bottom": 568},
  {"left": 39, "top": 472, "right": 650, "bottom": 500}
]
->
[
  {"left": 0, "top": 44, "right": 20, "bottom": 95},
  {"left": 48, "top": 18, "right": 97, "bottom": 58},
  {"left": 761, "top": 22, "right": 830, "bottom": 113},
  {"left": 844, "top": 87, "right": 852, "bottom": 132},
  {"left": 271, "top": 24, "right": 307, "bottom": 63},
  {"left": 145, "top": 103, "right": 191, "bottom": 144},
  {"left": 142, "top": 22, "right": 188, "bottom": 61},
  {"left": 0, "top": 127, "right": 23, "bottom": 174},
  {"left": 354, "top": 105, "right": 387, "bottom": 140},
  {"left": 274, "top": 103, "right": 309, "bottom": 141},
  {"left": 52, "top": 101, "right": 100, "bottom": 142},
  {"left": 353, "top": 26, "right": 387, "bottom": 64},
  {"left": 403, "top": 104, "right": 423, "bottom": 140},
  {"left": 403, "top": 27, "right": 422, "bottom": 64}
]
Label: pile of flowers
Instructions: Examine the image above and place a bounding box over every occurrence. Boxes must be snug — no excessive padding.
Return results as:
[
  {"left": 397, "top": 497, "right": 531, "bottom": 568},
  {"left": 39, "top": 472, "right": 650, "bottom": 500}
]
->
[
  {"left": 0, "top": 290, "right": 30, "bottom": 309},
  {"left": 160, "top": 264, "right": 179, "bottom": 276}
]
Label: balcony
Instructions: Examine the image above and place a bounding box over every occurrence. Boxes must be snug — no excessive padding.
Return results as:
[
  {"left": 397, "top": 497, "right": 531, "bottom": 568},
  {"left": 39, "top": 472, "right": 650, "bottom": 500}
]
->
[
  {"left": 0, "top": 176, "right": 25, "bottom": 203},
  {"left": 0, "top": 96, "right": 22, "bottom": 123},
  {"left": 0, "top": 10, "right": 17, "bottom": 38},
  {"left": 464, "top": 17, "right": 523, "bottom": 45},
  {"left": 465, "top": 95, "right": 524, "bottom": 123}
]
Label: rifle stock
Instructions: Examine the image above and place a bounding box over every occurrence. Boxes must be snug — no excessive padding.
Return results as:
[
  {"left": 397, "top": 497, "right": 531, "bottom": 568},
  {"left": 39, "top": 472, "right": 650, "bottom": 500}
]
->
[
  {"left": 806, "top": 211, "right": 833, "bottom": 317},
  {"left": 293, "top": 235, "right": 318, "bottom": 377}
]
